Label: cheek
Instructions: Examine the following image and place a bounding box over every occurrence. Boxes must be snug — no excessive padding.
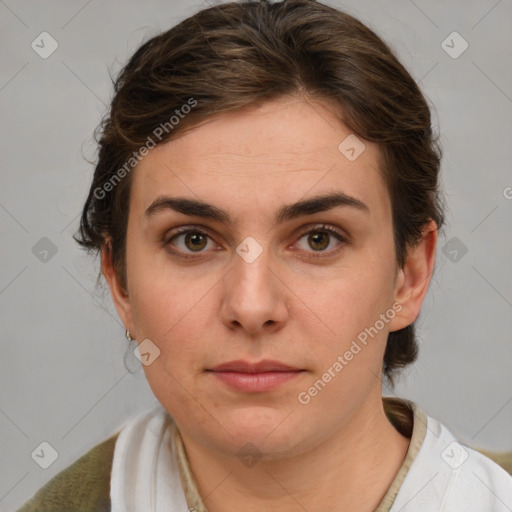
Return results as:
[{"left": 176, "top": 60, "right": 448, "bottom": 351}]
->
[
  {"left": 127, "top": 260, "right": 217, "bottom": 377},
  {"left": 295, "top": 276, "right": 395, "bottom": 413},
  {"left": 126, "top": 243, "right": 198, "bottom": 333},
  {"left": 302, "top": 252, "right": 397, "bottom": 375},
  {"left": 131, "top": 284, "right": 210, "bottom": 418},
  {"left": 315, "top": 265, "right": 395, "bottom": 337},
  {"left": 130, "top": 284, "right": 208, "bottom": 362}
]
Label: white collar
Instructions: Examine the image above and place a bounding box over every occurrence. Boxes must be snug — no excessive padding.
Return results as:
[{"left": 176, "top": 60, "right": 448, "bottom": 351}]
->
[
  {"left": 390, "top": 413, "right": 512, "bottom": 511},
  {"left": 110, "top": 404, "right": 189, "bottom": 512},
  {"left": 110, "top": 401, "right": 512, "bottom": 511}
]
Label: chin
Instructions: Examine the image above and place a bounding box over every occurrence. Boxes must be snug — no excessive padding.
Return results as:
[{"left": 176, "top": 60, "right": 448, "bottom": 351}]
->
[{"left": 217, "top": 407, "right": 303, "bottom": 448}]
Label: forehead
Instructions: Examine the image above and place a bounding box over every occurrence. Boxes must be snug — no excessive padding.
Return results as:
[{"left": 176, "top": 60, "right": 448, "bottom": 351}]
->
[{"left": 130, "top": 96, "right": 389, "bottom": 223}]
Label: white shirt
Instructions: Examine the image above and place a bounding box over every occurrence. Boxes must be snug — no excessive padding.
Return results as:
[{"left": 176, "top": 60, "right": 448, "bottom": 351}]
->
[
  {"left": 389, "top": 412, "right": 512, "bottom": 511},
  {"left": 110, "top": 401, "right": 512, "bottom": 511}
]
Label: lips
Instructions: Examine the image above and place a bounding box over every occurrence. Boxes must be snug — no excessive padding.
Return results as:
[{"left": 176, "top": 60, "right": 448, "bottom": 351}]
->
[
  {"left": 207, "top": 360, "right": 304, "bottom": 392},
  {"left": 208, "top": 359, "right": 302, "bottom": 373}
]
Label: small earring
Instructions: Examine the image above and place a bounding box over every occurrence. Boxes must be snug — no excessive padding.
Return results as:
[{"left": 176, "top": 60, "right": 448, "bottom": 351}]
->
[{"left": 125, "top": 329, "right": 133, "bottom": 341}]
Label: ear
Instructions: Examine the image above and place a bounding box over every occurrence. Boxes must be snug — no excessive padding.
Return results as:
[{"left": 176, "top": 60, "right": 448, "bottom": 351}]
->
[
  {"left": 101, "top": 239, "right": 135, "bottom": 337},
  {"left": 388, "top": 220, "right": 438, "bottom": 332}
]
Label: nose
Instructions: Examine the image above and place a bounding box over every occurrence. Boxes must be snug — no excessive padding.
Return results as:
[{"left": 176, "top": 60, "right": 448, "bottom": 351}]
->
[{"left": 219, "top": 244, "right": 289, "bottom": 336}]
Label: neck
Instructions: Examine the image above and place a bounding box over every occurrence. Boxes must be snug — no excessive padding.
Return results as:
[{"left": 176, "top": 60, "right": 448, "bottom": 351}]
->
[{"left": 177, "top": 392, "right": 410, "bottom": 512}]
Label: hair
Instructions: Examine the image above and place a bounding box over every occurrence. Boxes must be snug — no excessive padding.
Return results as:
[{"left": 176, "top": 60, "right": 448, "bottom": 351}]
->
[{"left": 74, "top": 0, "right": 444, "bottom": 387}]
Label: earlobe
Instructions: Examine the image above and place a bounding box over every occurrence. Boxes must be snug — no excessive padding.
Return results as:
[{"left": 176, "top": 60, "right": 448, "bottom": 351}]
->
[
  {"left": 101, "top": 240, "right": 134, "bottom": 335},
  {"left": 389, "top": 221, "right": 438, "bottom": 332}
]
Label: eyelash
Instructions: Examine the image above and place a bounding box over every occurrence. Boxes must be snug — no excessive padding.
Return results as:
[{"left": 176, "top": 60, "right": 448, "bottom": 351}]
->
[{"left": 163, "top": 224, "right": 349, "bottom": 260}]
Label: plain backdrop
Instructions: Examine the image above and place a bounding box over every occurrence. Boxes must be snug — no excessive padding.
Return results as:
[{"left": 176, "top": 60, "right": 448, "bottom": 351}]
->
[{"left": 1, "top": 0, "right": 511, "bottom": 510}]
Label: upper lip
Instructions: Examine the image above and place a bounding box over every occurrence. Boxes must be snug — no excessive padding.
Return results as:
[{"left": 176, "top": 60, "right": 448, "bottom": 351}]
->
[{"left": 208, "top": 359, "right": 302, "bottom": 373}]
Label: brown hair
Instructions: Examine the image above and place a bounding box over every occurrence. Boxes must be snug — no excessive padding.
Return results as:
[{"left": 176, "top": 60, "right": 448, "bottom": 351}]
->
[{"left": 74, "top": 0, "right": 444, "bottom": 387}]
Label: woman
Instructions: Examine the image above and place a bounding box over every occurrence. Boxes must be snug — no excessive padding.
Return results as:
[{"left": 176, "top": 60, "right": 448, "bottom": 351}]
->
[{"left": 18, "top": 0, "right": 512, "bottom": 510}]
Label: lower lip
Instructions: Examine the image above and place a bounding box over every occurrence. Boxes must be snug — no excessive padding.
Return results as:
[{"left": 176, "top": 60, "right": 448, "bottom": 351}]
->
[{"left": 208, "top": 371, "right": 303, "bottom": 392}]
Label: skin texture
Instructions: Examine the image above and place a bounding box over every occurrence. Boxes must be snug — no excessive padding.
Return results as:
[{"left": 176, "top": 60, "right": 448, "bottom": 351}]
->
[{"left": 102, "top": 96, "right": 437, "bottom": 511}]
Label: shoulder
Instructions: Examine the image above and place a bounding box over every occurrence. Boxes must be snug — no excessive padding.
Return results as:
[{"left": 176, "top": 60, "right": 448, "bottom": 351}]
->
[
  {"left": 392, "top": 413, "right": 512, "bottom": 511},
  {"left": 16, "top": 432, "right": 120, "bottom": 512}
]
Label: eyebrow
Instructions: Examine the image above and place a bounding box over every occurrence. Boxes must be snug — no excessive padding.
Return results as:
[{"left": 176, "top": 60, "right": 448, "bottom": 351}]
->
[{"left": 144, "top": 191, "right": 369, "bottom": 224}]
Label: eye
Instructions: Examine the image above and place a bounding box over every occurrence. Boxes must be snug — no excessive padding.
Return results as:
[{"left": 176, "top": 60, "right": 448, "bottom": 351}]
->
[
  {"left": 294, "top": 224, "right": 347, "bottom": 256},
  {"left": 164, "top": 227, "right": 218, "bottom": 256}
]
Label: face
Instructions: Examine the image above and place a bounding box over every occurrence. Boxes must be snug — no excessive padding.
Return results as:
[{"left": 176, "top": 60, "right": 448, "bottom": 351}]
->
[{"left": 104, "top": 96, "right": 428, "bottom": 460}]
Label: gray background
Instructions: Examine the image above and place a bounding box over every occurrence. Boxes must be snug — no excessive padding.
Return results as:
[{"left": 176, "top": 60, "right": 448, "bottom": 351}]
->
[{"left": 1, "top": 0, "right": 511, "bottom": 510}]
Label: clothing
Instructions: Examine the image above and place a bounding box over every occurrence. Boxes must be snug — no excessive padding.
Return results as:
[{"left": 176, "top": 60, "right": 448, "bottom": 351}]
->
[
  {"left": 17, "top": 397, "right": 512, "bottom": 511},
  {"left": 110, "top": 404, "right": 189, "bottom": 511},
  {"left": 16, "top": 432, "right": 116, "bottom": 512}
]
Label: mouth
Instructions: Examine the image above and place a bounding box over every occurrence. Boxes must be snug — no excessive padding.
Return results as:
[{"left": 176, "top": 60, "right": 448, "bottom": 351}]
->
[{"left": 206, "top": 359, "right": 305, "bottom": 392}]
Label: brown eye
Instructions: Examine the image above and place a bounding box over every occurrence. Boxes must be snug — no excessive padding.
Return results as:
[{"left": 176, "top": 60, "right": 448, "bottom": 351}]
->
[
  {"left": 294, "top": 225, "right": 347, "bottom": 257},
  {"left": 184, "top": 232, "right": 207, "bottom": 251},
  {"left": 165, "top": 228, "right": 216, "bottom": 256},
  {"left": 308, "top": 231, "right": 330, "bottom": 251}
]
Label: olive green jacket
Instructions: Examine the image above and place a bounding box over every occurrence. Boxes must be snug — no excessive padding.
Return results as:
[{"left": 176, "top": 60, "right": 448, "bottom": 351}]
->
[{"left": 17, "top": 433, "right": 120, "bottom": 512}]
